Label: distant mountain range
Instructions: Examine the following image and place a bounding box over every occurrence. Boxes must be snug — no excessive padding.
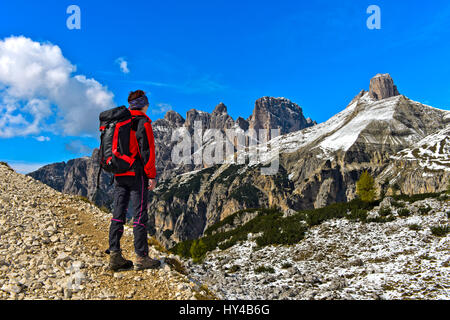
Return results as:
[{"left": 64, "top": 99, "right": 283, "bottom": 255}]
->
[
  {"left": 28, "top": 74, "right": 450, "bottom": 247},
  {"left": 29, "top": 95, "right": 316, "bottom": 208}
]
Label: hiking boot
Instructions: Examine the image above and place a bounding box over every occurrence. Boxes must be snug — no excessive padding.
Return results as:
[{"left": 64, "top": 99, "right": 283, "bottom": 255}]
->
[
  {"left": 109, "top": 250, "right": 133, "bottom": 271},
  {"left": 135, "top": 255, "right": 161, "bottom": 270}
]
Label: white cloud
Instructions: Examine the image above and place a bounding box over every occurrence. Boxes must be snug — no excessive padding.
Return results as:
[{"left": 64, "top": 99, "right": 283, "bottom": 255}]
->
[
  {"left": 151, "top": 103, "right": 173, "bottom": 115},
  {"left": 0, "top": 36, "right": 116, "bottom": 138},
  {"left": 34, "top": 135, "right": 50, "bottom": 142},
  {"left": 115, "top": 57, "right": 130, "bottom": 74}
]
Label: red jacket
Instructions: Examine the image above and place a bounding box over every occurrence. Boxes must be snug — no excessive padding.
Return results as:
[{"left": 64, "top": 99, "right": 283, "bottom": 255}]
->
[{"left": 115, "top": 110, "right": 156, "bottom": 179}]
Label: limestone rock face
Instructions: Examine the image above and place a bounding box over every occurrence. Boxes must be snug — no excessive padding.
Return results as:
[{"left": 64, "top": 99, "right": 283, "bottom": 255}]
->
[
  {"left": 164, "top": 110, "right": 185, "bottom": 127},
  {"left": 369, "top": 73, "right": 400, "bottom": 101},
  {"left": 185, "top": 109, "right": 211, "bottom": 132},
  {"left": 248, "top": 97, "right": 314, "bottom": 139},
  {"left": 152, "top": 111, "right": 188, "bottom": 181},
  {"left": 236, "top": 117, "right": 249, "bottom": 129},
  {"left": 210, "top": 103, "right": 235, "bottom": 130}
]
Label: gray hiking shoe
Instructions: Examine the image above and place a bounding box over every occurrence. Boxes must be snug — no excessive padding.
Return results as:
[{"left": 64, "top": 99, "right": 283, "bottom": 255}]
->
[
  {"left": 109, "top": 250, "right": 133, "bottom": 271},
  {"left": 135, "top": 255, "right": 161, "bottom": 270}
]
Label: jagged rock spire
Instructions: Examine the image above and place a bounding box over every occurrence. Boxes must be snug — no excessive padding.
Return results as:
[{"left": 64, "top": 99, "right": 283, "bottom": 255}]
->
[
  {"left": 369, "top": 73, "right": 400, "bottom": 101},
  {"left": 164, "top": 110, "right": 185, "bottom": 127},
  {"left": 248, "top": 97, "right": 314, "bottom": 137},
  {"left": 212, "top": 102, "right": 228, "bottom": 114}
]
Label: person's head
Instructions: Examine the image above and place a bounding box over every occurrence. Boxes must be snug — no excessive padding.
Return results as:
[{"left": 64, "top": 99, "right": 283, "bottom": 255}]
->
[{"left": 128, "top": 90, "right": 149, "bottom": 113}]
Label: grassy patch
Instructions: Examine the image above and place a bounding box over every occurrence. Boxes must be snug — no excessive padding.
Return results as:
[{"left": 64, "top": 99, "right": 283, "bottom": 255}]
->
[
  {"left": 398, "top": 208, "right": 411, "bottom": 217},
  {"left": 298, "top": 198, "right": 380, "bottom": 226},
  {"left": 190, "top": 239, "right": 208, "bottom": 263},
  {"left": 193, "top": 284, "right": 218, "bottom": 300},
  {"left": 392, "top": 192, "right": 442, "bottom": 203},
  {"left": 419, "top": 206, "right": 432, "bottom": 215},
  {"left": 367, "top": 216, "right": 396, "bottom": 223},
  {"left": 408, "top": 224, "right": 422, "bottom": 231},
  {"left": 164, "top": 257, "right": 187, "bottom": 275},
  {"left": 391, "top": 200, "right": 406, "bottom": 208},
  {"left": 148, "top": 236, "right": 169, "bottom": 254},
  {"left": 254, "top": 265, "right": 275, "bottom": 274},
  {"left": 379, "top": 206, "right": 392, "bottom": 217},
  {"left": 430, "top": 224, "right": 449, "bottom": 237}
]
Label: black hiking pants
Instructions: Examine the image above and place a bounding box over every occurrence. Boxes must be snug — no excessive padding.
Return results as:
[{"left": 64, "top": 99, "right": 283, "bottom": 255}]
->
[{"left": 109, "top": 174, "right": 149, "bottom": 257}]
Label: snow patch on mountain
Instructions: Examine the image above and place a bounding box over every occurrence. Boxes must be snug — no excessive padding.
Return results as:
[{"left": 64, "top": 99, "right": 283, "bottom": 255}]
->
[
  {"left": 319, "top": 95, "right": 398, "bottom": 152},
  {"left": 391, "top": 125, "right": 450, "bottom": 172}
]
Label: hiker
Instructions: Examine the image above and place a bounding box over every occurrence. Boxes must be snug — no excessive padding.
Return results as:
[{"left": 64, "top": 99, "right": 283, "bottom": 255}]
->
[{"left": 108, "top": 90, "right": 160, "bottom": 271}]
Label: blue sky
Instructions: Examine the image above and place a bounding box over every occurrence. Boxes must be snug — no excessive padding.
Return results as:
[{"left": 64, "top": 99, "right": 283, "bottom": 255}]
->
[{"left": 0, "top": 0, "right": 450, "bottom": 173}]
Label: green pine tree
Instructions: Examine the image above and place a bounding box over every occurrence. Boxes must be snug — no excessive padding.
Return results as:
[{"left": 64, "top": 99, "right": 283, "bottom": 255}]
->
[
  {"left": 356, "top": 171, "right": 376, "bottom": 202},
  {"left": 190, "top": 239, "right": 207, "bottom": 263},
  {"left": 176, "top": 241, "right": 190, "bottom": 258}
]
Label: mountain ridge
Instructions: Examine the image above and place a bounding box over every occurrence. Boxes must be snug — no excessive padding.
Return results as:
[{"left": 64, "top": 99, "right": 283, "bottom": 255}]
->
[
  {"left": 27, "top": 74, "right": 450, "bottom": 248},
  {"left": 143, "top": 75, "right": 449, "bottom": 246},
  {"left": 29, "top": 95, "right": 316, "bottom": 201}
]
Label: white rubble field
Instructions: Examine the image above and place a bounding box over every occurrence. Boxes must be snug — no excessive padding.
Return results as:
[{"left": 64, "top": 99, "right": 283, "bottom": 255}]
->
[
  {"left": 187, "top": 198, "right": 449, "bottom": 300},
  {"left": 0, "top": 164, "right": 199, "bottom": 300}
]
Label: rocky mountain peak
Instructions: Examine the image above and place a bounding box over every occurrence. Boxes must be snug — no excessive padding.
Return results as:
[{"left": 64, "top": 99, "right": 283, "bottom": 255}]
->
[
  {"left": 212, "top": 102, "right": 228, "bottom": 115},
  {"left": 185, "top": 109, "right": 211, "bottom": 130},
  {"left": 249, "top": 96, "right": 315, "bottom": 137},
  {"left": 164, "top": 110, "right": 185, "bottom": 127},
  {"left": 369, "top": 73, "right": 400, "bottom": 101}
]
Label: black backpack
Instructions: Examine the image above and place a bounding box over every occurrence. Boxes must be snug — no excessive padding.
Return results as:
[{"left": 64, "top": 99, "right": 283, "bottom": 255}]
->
[{"left": 98, "top": 106, "right": 135, "bottom": 174}]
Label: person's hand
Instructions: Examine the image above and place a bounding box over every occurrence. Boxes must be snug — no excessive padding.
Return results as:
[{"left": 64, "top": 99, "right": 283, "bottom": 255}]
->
[{"left": 148, "top": 179, "right": 157, "bottom": 191}]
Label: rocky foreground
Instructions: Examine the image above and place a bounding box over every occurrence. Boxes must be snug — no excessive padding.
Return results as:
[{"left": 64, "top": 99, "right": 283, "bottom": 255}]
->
[
  {"left": 187, "top": 197, "right": 450, "bottom": 300},
  {"left": 0, "top": 163, "right": 213, "bottom": 300}
]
